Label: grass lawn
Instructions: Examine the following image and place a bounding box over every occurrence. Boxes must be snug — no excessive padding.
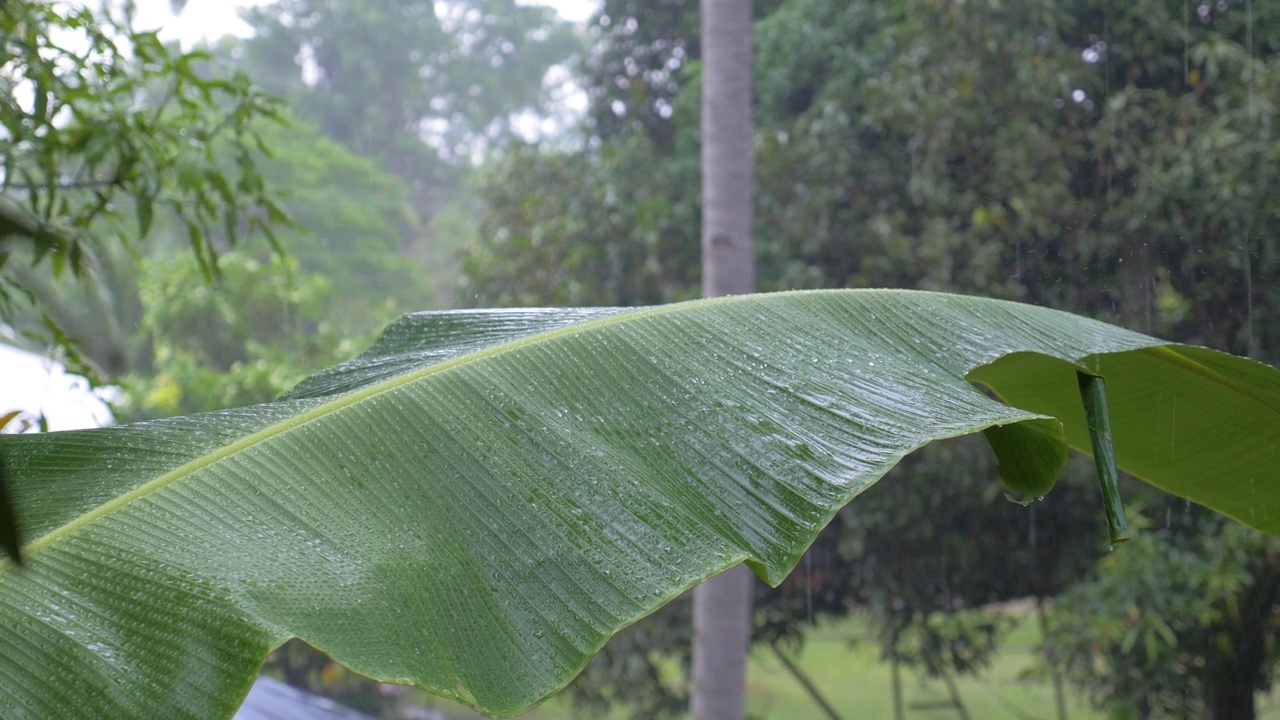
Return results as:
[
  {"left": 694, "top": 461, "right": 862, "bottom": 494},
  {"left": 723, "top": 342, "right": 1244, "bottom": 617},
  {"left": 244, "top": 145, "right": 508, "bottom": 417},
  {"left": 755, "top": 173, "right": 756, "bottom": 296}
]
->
[
  {"left": 409, "top": 612, "right": 1100, "bottom": 719},
  {"left": 407, "top": 612, "right": 1280, "bottom": 719},
  {"left": 744, "top": 614, "right": 1102, "bottom": 720}
]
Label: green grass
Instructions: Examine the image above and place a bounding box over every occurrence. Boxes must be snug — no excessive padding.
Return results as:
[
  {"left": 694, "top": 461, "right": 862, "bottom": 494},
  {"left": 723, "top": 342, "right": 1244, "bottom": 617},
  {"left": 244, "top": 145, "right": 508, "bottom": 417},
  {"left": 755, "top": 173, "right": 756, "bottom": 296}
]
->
[
  {"left": 406, "top": 612, "right": 1102, "bottom": 719},
  {"left": 406, "top": 612, "right": 1280, "bottom": 719},
  {"left": 744, "top": 615, "right": 1102, "bottom": 720}
]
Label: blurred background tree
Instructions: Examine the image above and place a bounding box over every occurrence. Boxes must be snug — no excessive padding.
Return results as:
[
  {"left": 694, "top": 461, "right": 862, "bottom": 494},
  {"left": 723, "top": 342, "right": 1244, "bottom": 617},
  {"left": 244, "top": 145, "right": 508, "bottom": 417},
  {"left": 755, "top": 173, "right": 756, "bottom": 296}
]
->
[{"left": 1047, "top": 513, "right": 1280, "bottom": 720}]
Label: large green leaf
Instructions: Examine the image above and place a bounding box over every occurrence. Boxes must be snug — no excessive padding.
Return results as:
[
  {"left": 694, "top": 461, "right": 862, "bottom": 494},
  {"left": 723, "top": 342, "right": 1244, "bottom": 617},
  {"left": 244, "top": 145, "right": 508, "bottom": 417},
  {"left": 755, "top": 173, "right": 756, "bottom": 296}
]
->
[{"left": 1, "top": 289, "right": 1277, "bottom": 717}]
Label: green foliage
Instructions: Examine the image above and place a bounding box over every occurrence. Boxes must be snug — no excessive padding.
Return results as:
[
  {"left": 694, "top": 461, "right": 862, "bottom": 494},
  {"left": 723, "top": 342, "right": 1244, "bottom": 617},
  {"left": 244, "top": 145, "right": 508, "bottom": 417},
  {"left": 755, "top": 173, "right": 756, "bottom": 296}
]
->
[
  {"left": 249, "top": 117, "right": 432, "bottom": 325},
  {"left": 4, "top": 229, "right": 147, "bottom": 378},
  {"left": 1045, "top": 513, "right": 1280, "bottom": 718},
  {"left": 459, "top": 137, "right": 700, "bottom": 307},
  {"left": 579, "top": 0, "right": 699, "bottom": 146},
  {"left": 1, "top": 290, "right": 1277, "bottom": 718},
  {"left": 459, "top": 0, "right": 707, "bottom": 308},
  {"left": 0, "top": 0, "right": 288, "bottom": 316},
  {"left": 463, "top": 0, "right": 1280, "bottom": 713},
  {"left": 470, "top": 0, "right": 1280, "bottom": 357},
  {"left": 229, "top": 0, "right": 582, "bottom": 320},
  {"left": 578, "top": 0, "right": 782, "bottom": 146},
  {"left": 833, "top": 444, "right": 1105, "bottom": 674},
  {"left": 118, "top": 251, "right": 366, "bottom": 419},
  {"left": 3, "top": 115, "right": 413, "bottom": 383},
  {"left": 886, "top": 608, "right": 1015, "bottom": 680},
  {"left": 749, "top": 0, "right": 1280, "bottom": 359}
]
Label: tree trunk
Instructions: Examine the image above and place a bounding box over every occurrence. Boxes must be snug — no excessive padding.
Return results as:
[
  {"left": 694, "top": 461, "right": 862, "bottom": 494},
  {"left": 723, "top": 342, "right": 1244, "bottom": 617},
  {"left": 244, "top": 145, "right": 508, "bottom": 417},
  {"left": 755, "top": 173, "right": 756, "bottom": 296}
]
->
[
  {"left": 1205, "top": 678, "right": 1256, "bottom": 720},
  {"left": 890, "top": 655, "right": 905, "bottom": 720},
  {"left": 940, "top": 669, "right": 971, "bottom": 720},
  {"left": 692, "top": 565, "right": 753, "bottom": 720},
  {"left": 767, "top": 640, "right": 844, "bottom": 720},
  {"left": 1201, "top": 556, "right": 1280, "bottom": 720},
  {"left": 698, "top": 0, "right": 755, "bottom": 299},
  {"left": 691, "top": 1, "right": 754, "bottom": 719},
  {"left": 1035, "top": 598, "right": 1070, "bottom": 720}
]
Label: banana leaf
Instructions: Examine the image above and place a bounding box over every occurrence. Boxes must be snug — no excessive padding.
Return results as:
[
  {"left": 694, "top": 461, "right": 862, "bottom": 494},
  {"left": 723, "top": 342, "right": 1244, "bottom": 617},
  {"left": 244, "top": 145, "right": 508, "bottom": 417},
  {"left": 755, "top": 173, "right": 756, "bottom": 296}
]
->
[{"left": 1, "top": 289, "right": 1277, "bottom": 718}]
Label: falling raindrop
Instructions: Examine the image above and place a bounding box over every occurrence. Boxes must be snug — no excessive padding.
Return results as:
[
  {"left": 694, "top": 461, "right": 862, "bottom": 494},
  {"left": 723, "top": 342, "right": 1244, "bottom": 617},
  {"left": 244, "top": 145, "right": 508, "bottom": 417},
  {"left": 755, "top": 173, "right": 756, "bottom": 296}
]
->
[
  {"left": 805, "top": 549, "right": 813, "bottom": 626},
  {"left": 1028, "top": 503, "right": 1037, "bottom": 550}
]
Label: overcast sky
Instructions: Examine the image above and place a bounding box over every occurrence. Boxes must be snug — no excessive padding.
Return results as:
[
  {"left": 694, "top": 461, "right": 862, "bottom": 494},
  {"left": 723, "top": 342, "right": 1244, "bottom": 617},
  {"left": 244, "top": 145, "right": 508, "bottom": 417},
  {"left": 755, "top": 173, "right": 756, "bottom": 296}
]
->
[{"left": 132, "top": 0, "right": 600, "bottom": 46}]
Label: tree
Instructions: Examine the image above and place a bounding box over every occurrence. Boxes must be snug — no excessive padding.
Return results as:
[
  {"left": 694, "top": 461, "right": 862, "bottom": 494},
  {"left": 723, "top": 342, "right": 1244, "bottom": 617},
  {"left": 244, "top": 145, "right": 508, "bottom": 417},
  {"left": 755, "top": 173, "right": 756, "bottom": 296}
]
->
[
  {"left": 579, "top": 0, "right": 699, "bottom": 147},
  {"left": 0, "top": 0, "right": 290, "bottom": 563},
  {"left": 232, "top": 0, "right": 581, "bottom": 309},
  {"left": 237, "top": 0, "right": 577, "bottom": 186},
  {"left": 0, "top": 0, "right": 287, "bottom": 334},
  {"left": 0, "top": 290, "right": 1277, "bottom": 719},
  {"left": 244, "top": 118, "right": 431, "bottom": 323},
  {"left": 117, "top": 251, "right": 364, "bottom": 421},
  {"left": 460, "top": 0, "right": 1280, "bottom": 712},
  {"left": 458, "top": 131, "right": 702, "bottom": 308},
  {"left": 829, "top": 443, "right": 1106, "bottom": 718},
  {"left": 7, "top": 116, "right": 418, "bottom": 383},
  {"left": 691, "top": 0, "right": 756, "bottom": 718},
  {"left": 1046, "top": 511, "right": 1280, "bottom": 720},
  {"left": 698, "top": 0, "right": 754, "bottom": 301}
]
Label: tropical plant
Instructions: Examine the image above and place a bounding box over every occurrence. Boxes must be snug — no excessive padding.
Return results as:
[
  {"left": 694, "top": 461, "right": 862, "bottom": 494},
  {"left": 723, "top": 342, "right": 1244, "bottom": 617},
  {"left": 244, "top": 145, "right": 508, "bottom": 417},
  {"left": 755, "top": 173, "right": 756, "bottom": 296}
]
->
[
  {"left": 0, "top": 289, "right": 1277, "bottom": 719},
  {"left": 0, "top": 0, "right": 294, "bottom": 578},
  {"left": 0, "top": 0, "right": 287, "bottom": 320}
]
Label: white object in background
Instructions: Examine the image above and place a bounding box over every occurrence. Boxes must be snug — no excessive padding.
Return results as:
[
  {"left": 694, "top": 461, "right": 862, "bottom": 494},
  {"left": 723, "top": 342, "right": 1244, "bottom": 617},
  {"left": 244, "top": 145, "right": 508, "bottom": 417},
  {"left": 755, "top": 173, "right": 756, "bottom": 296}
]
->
[{"left": 0, "top": 343, "right": 114, "bottom": 432}]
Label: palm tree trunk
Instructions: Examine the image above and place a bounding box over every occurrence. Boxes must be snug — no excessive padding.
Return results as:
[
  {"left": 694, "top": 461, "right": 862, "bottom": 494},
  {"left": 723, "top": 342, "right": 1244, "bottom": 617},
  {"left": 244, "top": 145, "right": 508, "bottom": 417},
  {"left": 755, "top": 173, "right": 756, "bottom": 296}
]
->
[
  {"left": 698, "top": 0, "right": 755, "bottom": 299},
  {"left": 691, "top": 1, "right": 754, "bottom": 718}
]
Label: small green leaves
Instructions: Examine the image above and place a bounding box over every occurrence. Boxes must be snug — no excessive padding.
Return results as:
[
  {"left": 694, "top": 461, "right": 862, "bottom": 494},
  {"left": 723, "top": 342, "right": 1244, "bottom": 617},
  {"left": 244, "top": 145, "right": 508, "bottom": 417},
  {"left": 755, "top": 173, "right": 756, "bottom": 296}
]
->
[{"left": 0, "top": 0, "right": 290, "bottom": 337}]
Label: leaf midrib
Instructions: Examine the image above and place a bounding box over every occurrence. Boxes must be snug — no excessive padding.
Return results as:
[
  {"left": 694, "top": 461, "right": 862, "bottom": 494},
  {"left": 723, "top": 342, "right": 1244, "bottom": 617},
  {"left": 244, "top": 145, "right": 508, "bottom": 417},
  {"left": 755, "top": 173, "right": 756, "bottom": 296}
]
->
[
  {"left": 20, "top": 301, "right": 679, "bottom": 558},
  {"left": 18, "top": 289, "right": 1134, "bottom": 559}
]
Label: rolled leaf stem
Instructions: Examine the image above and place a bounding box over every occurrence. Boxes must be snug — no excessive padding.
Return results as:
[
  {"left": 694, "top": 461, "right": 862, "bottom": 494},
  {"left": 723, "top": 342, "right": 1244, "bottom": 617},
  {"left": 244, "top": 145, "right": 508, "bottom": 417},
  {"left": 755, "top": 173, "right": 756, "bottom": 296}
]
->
[{"left": 1077, "top": 371, "right": 1129, "bottom": 544}]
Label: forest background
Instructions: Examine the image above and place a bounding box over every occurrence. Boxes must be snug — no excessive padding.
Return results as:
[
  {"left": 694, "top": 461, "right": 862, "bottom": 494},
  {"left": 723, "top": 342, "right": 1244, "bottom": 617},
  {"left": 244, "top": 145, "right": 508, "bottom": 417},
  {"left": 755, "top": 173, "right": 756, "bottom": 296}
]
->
[{"left": 2, "top": 0, "right": 1279, "bottom": 718}]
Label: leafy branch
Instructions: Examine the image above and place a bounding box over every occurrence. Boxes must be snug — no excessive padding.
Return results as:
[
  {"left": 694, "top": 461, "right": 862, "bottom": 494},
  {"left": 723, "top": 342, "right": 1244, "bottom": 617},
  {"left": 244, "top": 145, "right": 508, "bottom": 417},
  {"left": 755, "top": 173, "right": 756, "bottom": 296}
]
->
[{"left": 0, "top": 0, "right": 292, "bottom": 314}]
